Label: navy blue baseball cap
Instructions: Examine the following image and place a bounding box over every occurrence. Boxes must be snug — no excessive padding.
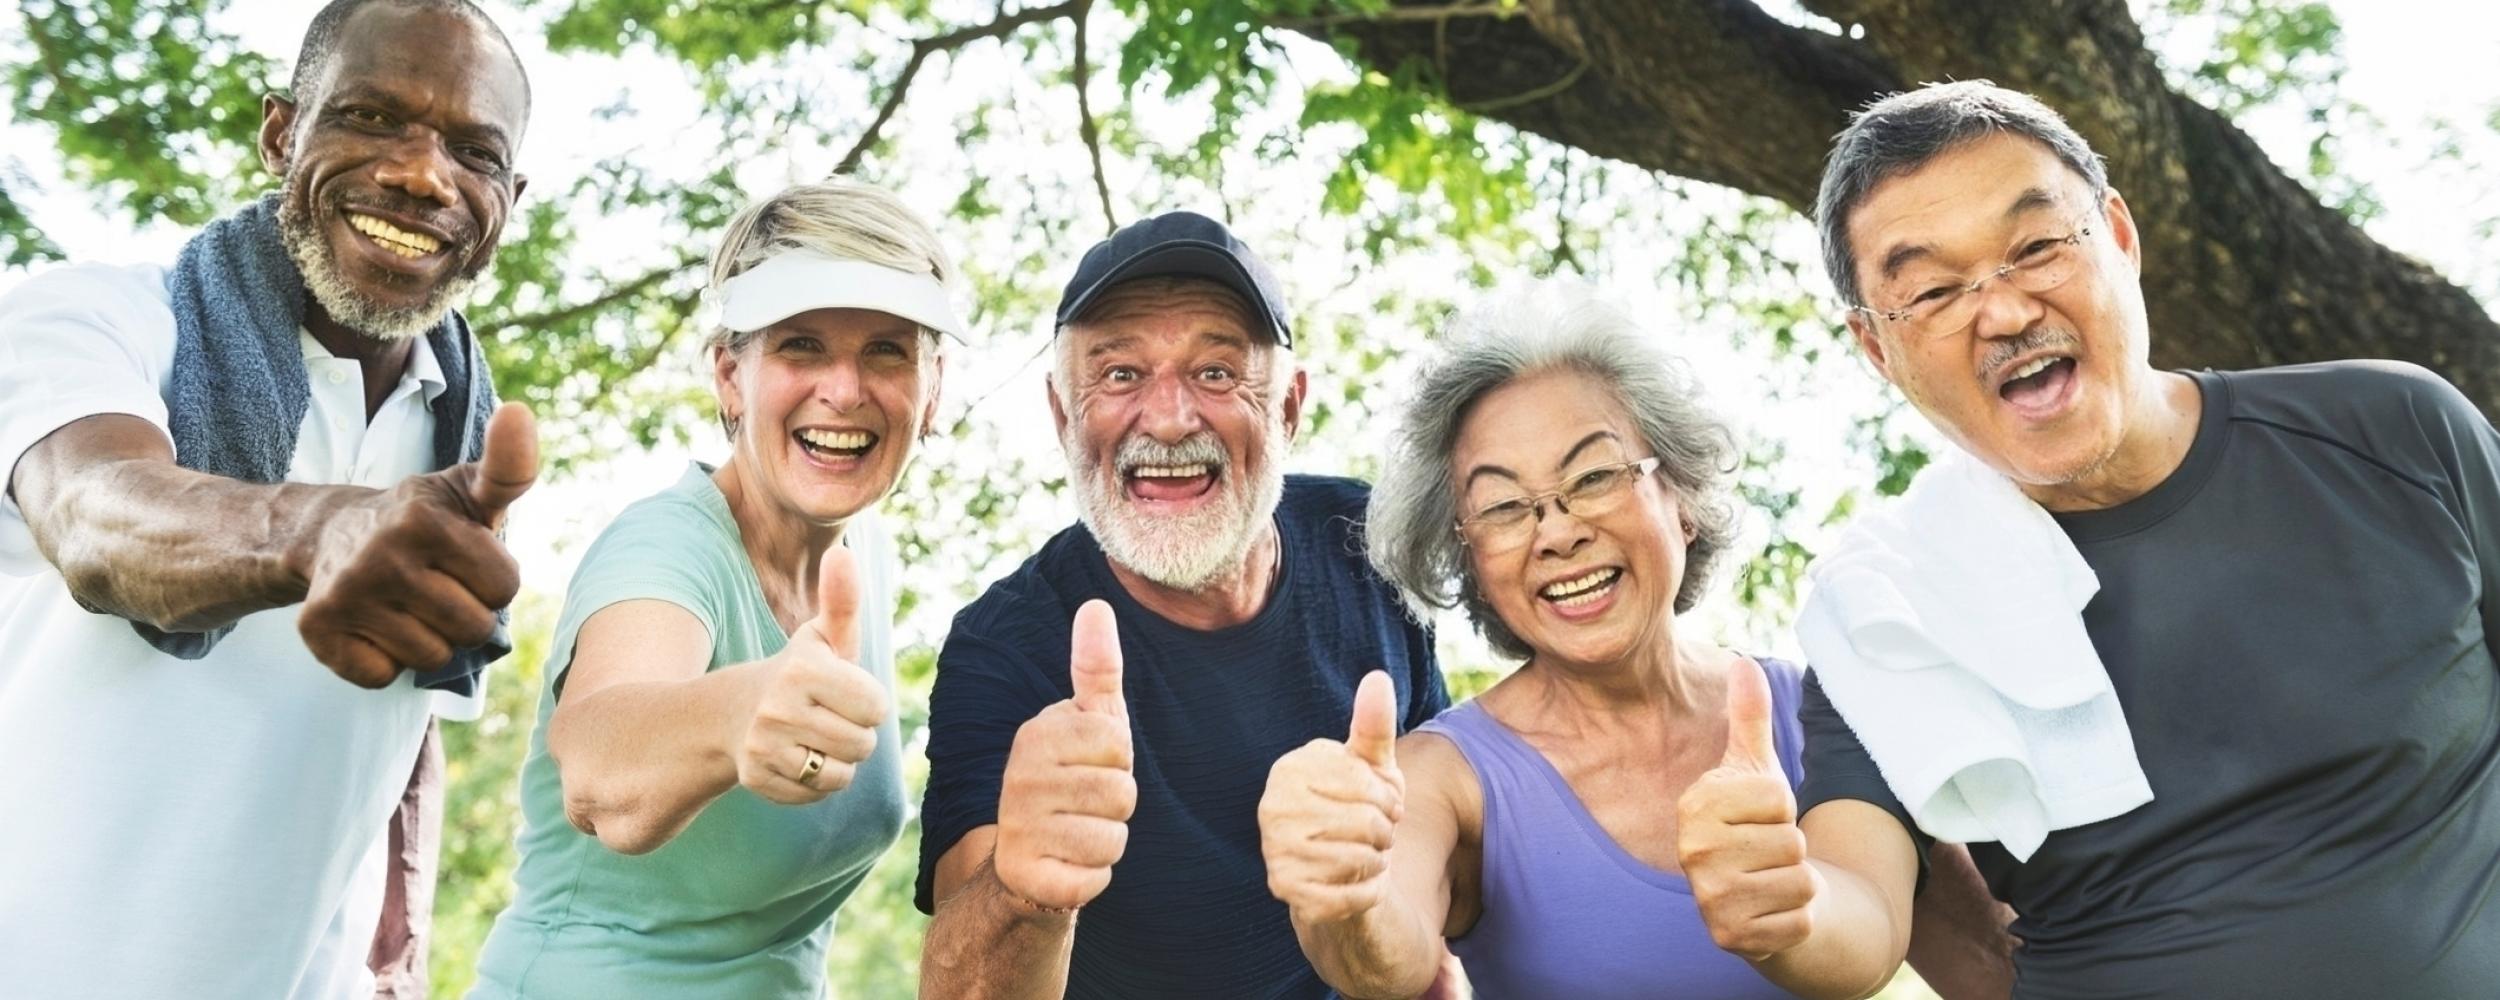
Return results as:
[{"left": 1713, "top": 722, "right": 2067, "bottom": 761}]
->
[{"left": 1053, "top": 211, "right": 1293, "bottom": 347}]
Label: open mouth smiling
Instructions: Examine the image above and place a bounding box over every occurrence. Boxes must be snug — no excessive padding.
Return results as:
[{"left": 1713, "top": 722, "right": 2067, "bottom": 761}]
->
[
  {"left": 795, "top": 427, "right": 877, "bottom": 460},
  {"left": 345, "top": 211, "right": 448, "bottom": 260},
  {"left": 1993, "top": 352, "right": 2079, "bottom": 417},
  {"left": 1124, "top": 462, "right": 1218, "bottom": 502},
  {"left": 1539, "top": 567, "right": 1622, "bottom": 608}
]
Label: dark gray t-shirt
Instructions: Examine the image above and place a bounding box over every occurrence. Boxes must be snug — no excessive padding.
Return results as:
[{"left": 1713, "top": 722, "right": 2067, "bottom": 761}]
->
[{"left": 1799, "top": 362, "right": 2500, "bottom": 1000}]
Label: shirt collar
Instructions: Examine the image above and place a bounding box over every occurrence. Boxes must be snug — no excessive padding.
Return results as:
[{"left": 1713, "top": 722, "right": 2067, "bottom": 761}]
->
[{"left": 298, "top": 328, "right": 451, "bottom": 404}]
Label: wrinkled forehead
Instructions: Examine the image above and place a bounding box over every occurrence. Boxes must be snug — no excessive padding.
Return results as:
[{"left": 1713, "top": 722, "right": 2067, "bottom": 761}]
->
[
  {"left": 1848, "top": 134, "right": 2092, "bottom": 281},
  {"left": 1452, "top": 369, "right": 1641, "bottom": 488},
  {"left": 311, "top": 5, "right": 530, "bottom": 138}
]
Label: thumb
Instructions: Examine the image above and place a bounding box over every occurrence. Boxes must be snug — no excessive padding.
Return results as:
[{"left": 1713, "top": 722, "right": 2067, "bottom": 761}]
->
[
  {"left": 1346, "top": 670, "right": 1398, "bottom": 769},
  {"left": 810, "top": 545, "right": 861, "bottom": 662},
  {"left": 466, "top": 402, "right": 539, "bottom": 525},
  {"left": 1720, "top": 658, "right": 1780, "bottom": 774},
  {"left": 1069, "top": 599, "right": 1125, "bottom": 718}
]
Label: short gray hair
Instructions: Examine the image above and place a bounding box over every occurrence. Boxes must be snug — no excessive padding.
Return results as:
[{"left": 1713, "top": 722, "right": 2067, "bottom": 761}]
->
[
  {"left": 1815, "top": 80, "right": 2108, "bottom": 307},
  {"left": 1365, "top": 284, "right": 1739, "bottom": 661}
]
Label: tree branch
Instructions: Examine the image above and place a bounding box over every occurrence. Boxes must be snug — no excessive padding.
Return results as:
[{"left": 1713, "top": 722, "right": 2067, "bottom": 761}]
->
[
  {"left": 1267, "top": 1, "right": 1524, "bottom": 32},
  {"left": 1302, "top": 0, "right": 1898, "bottom": 210},
  {"left": 1071, "top": 0, "right": 1119, "bottom": 235},
  {"left": 479, "top": 252, "right": 704, "bottom": 335},
  {"left": 833, "top": 0, "right": 1086, "bottom": 176}
]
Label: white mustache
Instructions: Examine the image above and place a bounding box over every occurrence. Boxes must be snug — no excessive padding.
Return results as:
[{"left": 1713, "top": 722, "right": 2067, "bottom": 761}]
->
[{"left": 1114, "top": 433, "right": 1226, "bottom": 475}]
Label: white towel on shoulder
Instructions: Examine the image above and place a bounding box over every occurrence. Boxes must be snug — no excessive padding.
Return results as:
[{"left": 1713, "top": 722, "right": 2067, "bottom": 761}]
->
[{"left": 1798, "top": 448, "right": 2153, "bottom": 860}]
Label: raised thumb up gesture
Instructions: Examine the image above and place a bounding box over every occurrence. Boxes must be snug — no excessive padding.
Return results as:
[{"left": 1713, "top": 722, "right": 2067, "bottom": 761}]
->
[
  {"left": 724, "top": 546, "right": 889, "bottom": 804},
  {"left": 995, "top": 600, "right": 1140, "bottom": 911},
  {"left": 1258, "top": 670, "right": 1407, "bottom": 925},
  {"left": 299, "top": 402, "right": 539, "bottom": 688},
  {"left": 1677, "top": 658, "right": 1820, "bottom": 961}
]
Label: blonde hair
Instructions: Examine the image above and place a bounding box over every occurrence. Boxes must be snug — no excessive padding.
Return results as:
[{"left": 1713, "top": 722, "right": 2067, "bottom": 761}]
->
[
  {"left": 705, "top": 179, "right": 959, "bottom": 354},
  {"left": 705, "top": 180, "right": 956, "bottom": 440}
]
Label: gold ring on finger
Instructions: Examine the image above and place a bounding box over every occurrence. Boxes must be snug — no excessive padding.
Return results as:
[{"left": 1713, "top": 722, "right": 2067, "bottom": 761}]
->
[{"left": 797, "top": 747, "right": 825, "bottom": 785}]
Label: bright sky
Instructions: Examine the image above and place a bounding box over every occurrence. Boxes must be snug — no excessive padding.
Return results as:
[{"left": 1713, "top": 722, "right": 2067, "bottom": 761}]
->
[{"left": 2, "top": 0, "right": 2494, "bottom": 664}]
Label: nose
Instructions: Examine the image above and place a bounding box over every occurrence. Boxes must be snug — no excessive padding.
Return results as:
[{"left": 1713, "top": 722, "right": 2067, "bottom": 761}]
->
[
  {"left": 1969, "top": 266, "right": 2047, "bottom": 342},
  {"left": 818, "top": 357, "right": 867, "bottom": 414},
  {"left": 370, "top": 129, "right": 461, "bottom": 209},
  {"left": 1135, "top": 372, "right": 1205, "bottom": 442},
  {"left": 1530, "top": 499, "right": 1594, "bottom": 559}
]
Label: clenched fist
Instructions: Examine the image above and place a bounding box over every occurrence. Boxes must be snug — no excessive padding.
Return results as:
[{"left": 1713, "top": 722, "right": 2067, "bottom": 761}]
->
[
  {"left": 1259, "top": 670, "right": 1406, "bottom": 925},
  {"left": 994, "top": 599, "right": 1138, "bottom": 911},
  {"left": 297, "top": 402, "right": 537, "bottom": 688},
  {"left": 723, "top": 546, "right": 888, "bottom": 804},
  {"left": 1677, "top": 658, "right": 1822, "bottom": 961}
]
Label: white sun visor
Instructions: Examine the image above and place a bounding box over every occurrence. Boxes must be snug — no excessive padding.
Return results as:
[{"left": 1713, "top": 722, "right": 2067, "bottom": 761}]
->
[{"left": 716, "top": 249, "right": 969, "bottom": 341}]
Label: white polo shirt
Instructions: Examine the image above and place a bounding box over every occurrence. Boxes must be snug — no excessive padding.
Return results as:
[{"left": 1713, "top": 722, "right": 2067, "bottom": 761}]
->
[{"left": 0, "top": 260, "right": 480, "bottom": 999}]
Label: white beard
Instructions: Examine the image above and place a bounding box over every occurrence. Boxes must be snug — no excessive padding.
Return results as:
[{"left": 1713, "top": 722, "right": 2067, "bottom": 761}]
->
[
  {"left": 277, "top": 190, "right": 478, "bottom": 342},
  {"left": 1068, "top": 427, "right": 1287, "bottom": 592}
]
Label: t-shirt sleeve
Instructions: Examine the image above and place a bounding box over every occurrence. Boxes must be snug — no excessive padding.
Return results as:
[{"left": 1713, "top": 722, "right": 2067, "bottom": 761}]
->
[
  {"left": 0, "top": 265, "right": 176, "bottom": 575},
  {"left": 543, "top": 498, "right": 729, "bottom": 696},
  {"left": 915, "top": 629, "right": 1056, "bottom": 914},
  {"left": 2401, "top": 366, "right": 2500, "bottom": 655},
  {"left": 1796, "top": 671, "right": 1933, "bottom": 889},
  {"left": 1401, "top": 621, "right": 1448, "bottom": 732}
]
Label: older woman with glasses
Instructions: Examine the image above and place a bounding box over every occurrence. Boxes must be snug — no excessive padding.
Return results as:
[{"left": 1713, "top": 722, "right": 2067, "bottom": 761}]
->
[{"left": 1256, "top": 284, "right": 1813, "bottom": 998}]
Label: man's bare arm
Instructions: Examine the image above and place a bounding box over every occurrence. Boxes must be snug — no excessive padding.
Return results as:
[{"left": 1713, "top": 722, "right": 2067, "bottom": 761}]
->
[
  {"left": 918, "top": 830, "right": 1079, "bottom": 1000},
  {"left": 12, "top": 408, "right": 536, "bottom": 686},
  {"left": 14, "top": 414, "right": 365, "bottom": 630},
  {"left": 1905, "top": 841, "right": 2018, "bottom": 1000}
]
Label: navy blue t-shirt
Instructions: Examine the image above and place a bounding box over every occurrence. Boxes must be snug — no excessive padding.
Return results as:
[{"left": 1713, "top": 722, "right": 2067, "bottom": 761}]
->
[{"left": 915, "top": 475, "right": 1448, "bottom": 1000}]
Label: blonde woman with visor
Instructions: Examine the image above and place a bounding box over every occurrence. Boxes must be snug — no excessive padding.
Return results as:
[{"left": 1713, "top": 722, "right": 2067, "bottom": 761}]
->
[{"left": 472, "top": 181, "right": 959, "bottom": 998}]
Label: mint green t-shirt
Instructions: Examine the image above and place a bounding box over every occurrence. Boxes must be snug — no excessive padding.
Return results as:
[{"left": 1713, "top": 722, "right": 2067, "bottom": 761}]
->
[{"left": 471, "top": 464, "right": 907, "bottom": 999}]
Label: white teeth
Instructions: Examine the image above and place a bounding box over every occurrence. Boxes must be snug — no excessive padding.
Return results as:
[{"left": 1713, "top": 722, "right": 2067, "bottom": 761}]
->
[
  {"left": 347, "top": 213, "right": 442, "bottom": 256},
  {"left": 798, "top": 429, "right": 873, "bottom": 450},
  {"left": 1131, "top": 464, "right": 1211, "bottom": 479},
  {"left": 2007, "top": 356, "right": 2061, "bottom": 382},
  {"left": 1541, "top": 568, "right": 1620, "bottom": 601}
]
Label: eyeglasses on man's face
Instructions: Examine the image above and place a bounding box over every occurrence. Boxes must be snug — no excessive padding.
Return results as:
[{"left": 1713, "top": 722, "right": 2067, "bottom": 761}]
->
[
  {"left": 1854, "top": 212, "right": 2100, "bottom": 339},
  {"left": 1456, "top": 456, "right": 1662, "bottom": 553}
]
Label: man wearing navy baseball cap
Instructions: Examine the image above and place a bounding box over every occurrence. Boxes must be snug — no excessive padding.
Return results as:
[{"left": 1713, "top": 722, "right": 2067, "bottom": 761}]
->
[{"left": 916, "top": 211, "right": 1451, "bottom": 998}]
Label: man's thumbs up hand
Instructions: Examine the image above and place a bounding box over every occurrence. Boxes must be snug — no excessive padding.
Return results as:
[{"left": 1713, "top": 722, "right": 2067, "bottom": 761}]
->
[
  {"left": 298, "top": 403, "right": 538, "bottom": 688},
  {"left": 1069, "top": 599, "right": 1125, "bottom": 718},
  {"left": 1677, "top": 658, "right": 1819, "bottom": 962},
  {"left": 994, "top": 600, "right": 1140, "bottom": 912},
  {"left": 1258, "top": 670, "right": 1408, "bottom": 926},
  {"left": 461, "top": 402, "right": 540, "bottom": 530}
]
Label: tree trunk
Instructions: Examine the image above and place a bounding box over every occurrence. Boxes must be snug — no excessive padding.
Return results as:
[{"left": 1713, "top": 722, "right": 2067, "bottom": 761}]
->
[{"left": 1309, "top": 0, "right": 2500, "bottom": 415}]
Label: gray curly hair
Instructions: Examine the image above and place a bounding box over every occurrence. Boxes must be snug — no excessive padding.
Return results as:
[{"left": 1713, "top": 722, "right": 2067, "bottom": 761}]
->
[{"left": 1365, "top": 284, "right": 1740, "bottom": 661}]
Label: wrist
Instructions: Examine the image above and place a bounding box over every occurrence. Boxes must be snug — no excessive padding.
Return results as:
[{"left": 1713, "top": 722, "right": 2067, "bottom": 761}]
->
[
  {"left": 985, "top": 858, "right": 1078, "bottom": 926},
  {"left": 276, "top": 483, "right": 368, "bottom": 593}
]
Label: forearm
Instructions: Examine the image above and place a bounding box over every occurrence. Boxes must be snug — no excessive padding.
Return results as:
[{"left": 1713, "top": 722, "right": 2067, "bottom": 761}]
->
[
  {"left": 546, "top": 667, "right": 751, "bottom": 854},
  {"left": 30, "top": 456, "right": 362, "bottom": 631},
  {"left": 1905, "top": 842, "right": 2017, "bottom": 1000},
  {"left": 1753, "top": 860, "right": 1916, "bottom": 1000},
  {"left": 919, "top": 859, "right": 1080, "bottom": 1000},
  {"left": 1295, "top": 899, "right": 1443, "bottom": 1000}
]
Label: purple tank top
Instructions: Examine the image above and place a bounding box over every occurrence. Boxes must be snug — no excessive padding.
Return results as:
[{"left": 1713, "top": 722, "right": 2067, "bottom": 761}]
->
[{"left": 1418, "top": 657, "right": 1809, "bottom": 1000}]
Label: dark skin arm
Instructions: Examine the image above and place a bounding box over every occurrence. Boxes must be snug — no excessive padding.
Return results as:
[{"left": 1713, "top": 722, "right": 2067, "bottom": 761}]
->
[{"left": 9, "top": 405, "right": 537, "bottom": 687}]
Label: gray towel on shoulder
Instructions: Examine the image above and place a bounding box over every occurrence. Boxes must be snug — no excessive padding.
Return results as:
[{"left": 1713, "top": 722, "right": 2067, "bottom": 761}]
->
[{"left": 151, "top": 192, "right": 506, "bottom": 696}]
